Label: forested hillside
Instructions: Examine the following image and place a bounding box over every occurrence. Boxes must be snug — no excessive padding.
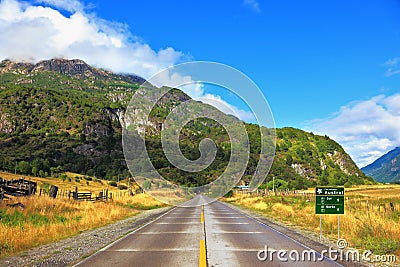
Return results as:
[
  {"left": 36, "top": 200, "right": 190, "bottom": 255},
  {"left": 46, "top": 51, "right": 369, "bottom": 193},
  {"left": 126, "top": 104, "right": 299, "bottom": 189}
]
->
[{"left": 0, "top": 59, "right": 373, "bottom": 189}]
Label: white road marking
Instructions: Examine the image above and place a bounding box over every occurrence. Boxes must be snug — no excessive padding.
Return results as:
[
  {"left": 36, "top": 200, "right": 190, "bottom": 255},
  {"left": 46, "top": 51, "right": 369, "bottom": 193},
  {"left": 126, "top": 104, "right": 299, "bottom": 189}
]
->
[{"left": 212, "top": 222, "right": 251, "bottom": 225}]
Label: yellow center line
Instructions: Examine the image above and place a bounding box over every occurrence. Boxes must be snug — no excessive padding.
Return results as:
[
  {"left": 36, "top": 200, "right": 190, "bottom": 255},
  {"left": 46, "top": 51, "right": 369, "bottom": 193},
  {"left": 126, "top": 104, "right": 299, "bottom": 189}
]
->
[
  {"left": 199, "top": 239, "right": 206, "bottom": 267},
  {"left": 200, "top": 211, "right": 204, "bottom": 223}
]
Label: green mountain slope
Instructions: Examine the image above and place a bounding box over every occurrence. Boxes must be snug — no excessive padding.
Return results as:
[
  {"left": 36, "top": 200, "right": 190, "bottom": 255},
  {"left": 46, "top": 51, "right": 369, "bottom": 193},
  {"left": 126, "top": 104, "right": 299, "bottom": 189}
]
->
[
  {"left": 0, "top": 59, "right": 373, "bottom": 188},
  {"left": 361, "top": 147, "right": 400, "bottom": 183},
  {"left": 0, "top": 59, "right": 139, "bottom": 179},
  {"left": 270, "top": 127, "right": 373, "bottom": 189}
]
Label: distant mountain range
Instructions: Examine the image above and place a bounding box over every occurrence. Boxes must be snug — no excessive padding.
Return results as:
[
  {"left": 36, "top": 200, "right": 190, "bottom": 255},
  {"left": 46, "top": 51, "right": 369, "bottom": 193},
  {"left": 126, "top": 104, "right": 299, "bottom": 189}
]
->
[
  {"left": 361, "top": 147, "right": 400, "bottom": 183},
  {"left": 0, "top": 58, "right": 374, "bottom": 188}
]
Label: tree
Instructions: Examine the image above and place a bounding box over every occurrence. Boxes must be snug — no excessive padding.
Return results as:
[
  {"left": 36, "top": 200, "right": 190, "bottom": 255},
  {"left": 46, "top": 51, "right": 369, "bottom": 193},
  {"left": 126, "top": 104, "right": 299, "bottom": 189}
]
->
[
  {"left": 267, "top": 178, "right": 288, "bottom": 191},
  {"left": 31, "top": 159, "right": 42, "bottom": 175},
  {"left": 32, "top": 166, "right": 39, "bottom": 177},
  {"left": 142, "top": 180, "right": 151, "bottom": 190},
  {"left": 18, "top": 161, "right": 31, "bottom": 175},
  {"left": 319, "top": 171, "right": 329, "bottom": 186},
  {"left": 285, "top": 155, "right": 293, "bottom": 166}
]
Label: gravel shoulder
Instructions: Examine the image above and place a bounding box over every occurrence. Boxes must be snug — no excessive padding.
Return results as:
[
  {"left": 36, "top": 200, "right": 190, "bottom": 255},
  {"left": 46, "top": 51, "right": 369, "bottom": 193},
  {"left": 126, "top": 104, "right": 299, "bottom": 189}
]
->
[{"left": 0, "top": 206, "right": 172, "bottom": 267}]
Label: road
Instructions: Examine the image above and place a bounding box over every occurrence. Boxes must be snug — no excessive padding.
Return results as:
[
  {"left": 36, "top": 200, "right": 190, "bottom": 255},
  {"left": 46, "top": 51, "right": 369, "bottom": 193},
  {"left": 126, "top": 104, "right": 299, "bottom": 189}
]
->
[{"left": 75, "top": 195, "right": 343, "bottom": 267}]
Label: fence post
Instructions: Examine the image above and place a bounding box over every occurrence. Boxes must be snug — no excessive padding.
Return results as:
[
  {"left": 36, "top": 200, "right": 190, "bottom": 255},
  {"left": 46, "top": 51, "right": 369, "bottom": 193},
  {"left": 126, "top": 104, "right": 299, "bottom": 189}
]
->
[
  {"left": 106, "top": 188, "right": 109, "bottom": 201},
  {"left": 49, "top": 185, "right": 58, "bottom": 198},
  {"left": 390, "top": 202, "right": 395, "bottom": 212},
  {"left": 74, "top": 186, "right": 78, "bottom": 200}
]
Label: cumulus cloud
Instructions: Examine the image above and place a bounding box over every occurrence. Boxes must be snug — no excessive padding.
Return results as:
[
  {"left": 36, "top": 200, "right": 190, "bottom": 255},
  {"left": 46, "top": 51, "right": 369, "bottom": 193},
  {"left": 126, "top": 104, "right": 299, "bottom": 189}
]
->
[
  {"left": 243, "top": 0, "right": 261, "bottom": 13},
  {"left": 0, "top": 0, "right": 183, "bottom": 80},
  {"left": 304, "top": 94, "right": 400, "bottom": 167}
]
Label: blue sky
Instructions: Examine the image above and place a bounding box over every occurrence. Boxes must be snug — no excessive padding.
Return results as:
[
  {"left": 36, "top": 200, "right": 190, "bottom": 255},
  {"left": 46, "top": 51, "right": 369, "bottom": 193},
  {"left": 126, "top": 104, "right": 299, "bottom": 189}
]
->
[
  {"left": 0, "top": 0, "right": 400, "bottom": 167},
  {"left": 90, "top": 0, "right": 400, "bottom": 125}
]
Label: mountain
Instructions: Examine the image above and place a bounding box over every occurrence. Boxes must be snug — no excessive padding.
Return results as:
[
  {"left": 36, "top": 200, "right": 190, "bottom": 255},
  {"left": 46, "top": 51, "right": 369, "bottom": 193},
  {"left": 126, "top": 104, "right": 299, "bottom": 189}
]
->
[
  {"left": 0, "top": 58, "right": 146, "bottom": 84},
  {"left": 0, "top": 58, "right": 144, "bottom": 179},
  {"left": 361, "top": 147, "right": 400, "bottom": 183},
  {"left": 0, "top": 59, "right": 373, "bottom": 189}
]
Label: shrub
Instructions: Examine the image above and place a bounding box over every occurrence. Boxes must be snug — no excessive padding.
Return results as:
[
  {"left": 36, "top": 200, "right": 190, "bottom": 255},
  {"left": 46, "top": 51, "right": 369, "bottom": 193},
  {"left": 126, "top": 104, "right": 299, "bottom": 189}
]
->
[
  {"left": 118, "top": 184, "right": 128, "bottom": 190},
  {"left": 224, "top": 190, "right": 233, "bottom": 197}
]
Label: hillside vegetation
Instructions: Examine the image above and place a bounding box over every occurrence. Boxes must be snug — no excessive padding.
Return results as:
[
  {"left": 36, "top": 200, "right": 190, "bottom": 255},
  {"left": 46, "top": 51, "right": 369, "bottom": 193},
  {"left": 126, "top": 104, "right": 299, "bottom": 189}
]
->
[{"left": 0, "top": 59, "right": 373, "bottom": 189}]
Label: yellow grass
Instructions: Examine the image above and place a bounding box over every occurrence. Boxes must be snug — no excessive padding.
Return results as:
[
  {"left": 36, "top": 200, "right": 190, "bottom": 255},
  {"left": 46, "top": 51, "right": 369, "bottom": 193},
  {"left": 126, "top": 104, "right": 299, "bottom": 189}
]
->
[
  {"left": 114, "top": 193, "right": 166, "bottom": 209},
  {"left": 226, "top": 185, "right": 400, "bottom": 262},
  {"left": 0, "top": 172, "right": 171, "bottom": 258},
  {"left": 0, "top": 195, "right": 139, "bottom": 258}
]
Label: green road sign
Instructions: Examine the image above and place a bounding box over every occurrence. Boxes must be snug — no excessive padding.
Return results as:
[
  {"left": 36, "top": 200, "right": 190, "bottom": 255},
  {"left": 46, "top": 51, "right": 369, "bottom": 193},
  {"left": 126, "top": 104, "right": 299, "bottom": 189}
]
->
[
  {"left": 316, "top": 187, "right": 344, "bottom": 196},
  {"left": 315, "top": 187, "right": 344, "bottom": 214}
]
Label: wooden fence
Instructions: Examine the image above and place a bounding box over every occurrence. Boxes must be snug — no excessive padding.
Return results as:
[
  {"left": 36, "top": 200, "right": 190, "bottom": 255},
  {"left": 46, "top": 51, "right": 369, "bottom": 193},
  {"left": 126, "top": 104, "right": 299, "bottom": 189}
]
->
[
  {"left": 0, "top": 178, "right": 37, "bottom": 197},
  {"left": 0, "top": 178, "right": 118, "bottom": 202},
  {"left": 233, "top": 188, "right": 315, "bottom": 199}
]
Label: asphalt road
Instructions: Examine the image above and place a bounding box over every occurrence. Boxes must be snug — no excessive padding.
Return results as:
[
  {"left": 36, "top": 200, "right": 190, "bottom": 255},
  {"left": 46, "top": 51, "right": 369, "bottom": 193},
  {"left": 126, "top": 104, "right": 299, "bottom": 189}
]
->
[{"left": 75, "top": 195, "right": 343, "bottom": 267}]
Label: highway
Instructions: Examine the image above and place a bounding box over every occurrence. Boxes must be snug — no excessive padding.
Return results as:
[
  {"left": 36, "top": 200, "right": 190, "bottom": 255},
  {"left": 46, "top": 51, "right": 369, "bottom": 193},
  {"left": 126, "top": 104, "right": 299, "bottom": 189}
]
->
[{"left": 75, "top": 195, "right": 343, "bottom": 267}]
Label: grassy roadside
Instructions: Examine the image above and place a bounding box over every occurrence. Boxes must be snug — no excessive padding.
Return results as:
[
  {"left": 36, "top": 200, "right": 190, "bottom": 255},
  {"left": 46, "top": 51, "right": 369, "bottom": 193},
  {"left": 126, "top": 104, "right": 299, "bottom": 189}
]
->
[
  {"left": 0, "top": 193, "right": 165, "bottom": 258},
  {"left": 223, "top": 185, "right": 400, "bottom": 260},
  {"left": 0, "top": 172, "right": 167, "bottom": 259}
]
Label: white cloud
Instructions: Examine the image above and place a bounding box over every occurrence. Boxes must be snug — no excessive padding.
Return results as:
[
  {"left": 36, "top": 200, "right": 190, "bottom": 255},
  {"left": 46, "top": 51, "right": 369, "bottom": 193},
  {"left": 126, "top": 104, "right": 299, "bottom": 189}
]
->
[
  {"left": 0, "top": 0, "right": 183, "bottom": 79},
  {"left": 304, "top": 94, "right": 400, "bottom": 167},
  {"left": 243, "top": 0, "right": 261, "bottom": 13},
  {"left": 384, "top": 57, "right": 400, "bottom": 76}
]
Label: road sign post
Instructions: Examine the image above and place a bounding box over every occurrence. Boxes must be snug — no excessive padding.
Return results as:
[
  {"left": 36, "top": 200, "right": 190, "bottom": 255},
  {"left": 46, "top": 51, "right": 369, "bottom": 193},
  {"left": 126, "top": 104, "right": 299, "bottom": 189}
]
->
[{"left": 315, "top": 187, "right": 345, "bottom": 241}]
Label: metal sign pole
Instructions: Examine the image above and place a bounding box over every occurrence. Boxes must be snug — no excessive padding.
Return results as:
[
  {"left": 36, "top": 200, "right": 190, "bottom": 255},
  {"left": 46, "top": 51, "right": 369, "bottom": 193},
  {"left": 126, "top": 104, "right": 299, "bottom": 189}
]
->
[{"left": 320, "top": 215, "right": 322, "bottom": 241}]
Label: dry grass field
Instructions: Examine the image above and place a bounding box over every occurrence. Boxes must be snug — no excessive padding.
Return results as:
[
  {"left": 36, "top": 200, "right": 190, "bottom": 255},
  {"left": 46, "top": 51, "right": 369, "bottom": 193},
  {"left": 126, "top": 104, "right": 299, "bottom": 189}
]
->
[
  {"left": 0, "top": 172, "right": 167, "bottom": 258},
  {"left": 224, "top": 185, "right": 400, "bottom": 261}
]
